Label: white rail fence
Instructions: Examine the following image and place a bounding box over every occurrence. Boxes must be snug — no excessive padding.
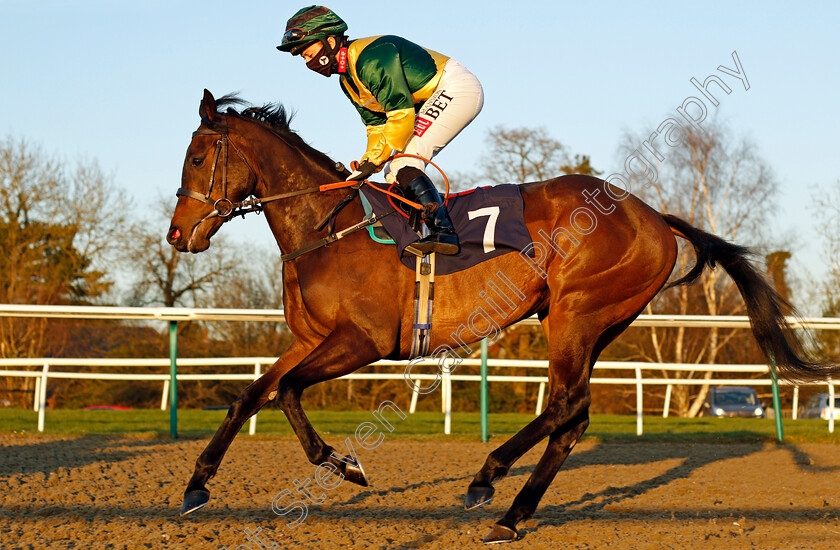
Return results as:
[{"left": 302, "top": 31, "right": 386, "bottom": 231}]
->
[
  {"left": 1, "top": 305, "right": 839, "bottom": 436},
  {"left": 1, "top": 356, "right": 836, "bottom": 435}
]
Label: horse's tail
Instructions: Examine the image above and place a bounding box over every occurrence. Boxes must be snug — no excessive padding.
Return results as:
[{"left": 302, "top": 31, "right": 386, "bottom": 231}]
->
[{"left": 662, "top": 213, "right": 838, "bottom": 382}]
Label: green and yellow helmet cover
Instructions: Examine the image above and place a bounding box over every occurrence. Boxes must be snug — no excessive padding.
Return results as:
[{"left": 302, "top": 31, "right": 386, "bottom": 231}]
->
[{"left": 277, "top": 6, "right": 348, "bottom": 54}]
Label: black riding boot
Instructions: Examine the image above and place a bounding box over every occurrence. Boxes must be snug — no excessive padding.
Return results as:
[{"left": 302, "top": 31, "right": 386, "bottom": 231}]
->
[{"left": 398, "top": 168, "right": 460, "bottom": 256}]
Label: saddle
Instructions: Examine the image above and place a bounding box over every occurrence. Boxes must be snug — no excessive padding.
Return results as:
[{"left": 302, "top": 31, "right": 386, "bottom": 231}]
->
[
  {"left": 303, "top": 181, "right": 534, "bottom": 358},
  {"left": 360, "top": 182, "right": 534, "bottom": 276},
  {"left": 358, "top": 182, "right": 535, "bottom": 358}
]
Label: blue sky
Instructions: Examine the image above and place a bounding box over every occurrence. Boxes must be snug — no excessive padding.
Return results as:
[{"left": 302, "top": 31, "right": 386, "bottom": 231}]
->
[{"left": 2, "top": 1, "right": 839, "bottom": 299}]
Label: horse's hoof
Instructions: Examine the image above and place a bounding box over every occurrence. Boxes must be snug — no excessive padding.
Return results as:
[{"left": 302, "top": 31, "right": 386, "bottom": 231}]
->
[
  {"left": 180, "top": 489, "right": 211, "bottom": 516},
  {"left": 343, "top": 461, "right": 369, "bottom": 487},
  {"left": 465, "top": 484, "right": 495, "bottom": 510},
  {"left": 483, "top": 524, "right": 518, "bottom": 544}
]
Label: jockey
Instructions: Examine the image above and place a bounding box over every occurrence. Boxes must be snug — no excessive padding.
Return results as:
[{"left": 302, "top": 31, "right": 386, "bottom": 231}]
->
[{"left": 277, "top": 5, "right": 484, "bottom": 256}]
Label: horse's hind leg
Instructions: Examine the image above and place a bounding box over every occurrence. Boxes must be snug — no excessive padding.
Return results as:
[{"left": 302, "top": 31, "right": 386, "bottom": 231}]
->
[
  {"left": 467, "top": 319, "right": 593, "bottom": 542},
  {"left": 181, "top": 341, "right": 309, "bottom": 515},
  {"left": 465, "top": 312, "right": 591, "bottom": 510},
  {"left": 484, "top": 311, "right": 640, "bottom": 543},
  {"left": 484, "top": 413, "right": 590, "bottom": 543}
]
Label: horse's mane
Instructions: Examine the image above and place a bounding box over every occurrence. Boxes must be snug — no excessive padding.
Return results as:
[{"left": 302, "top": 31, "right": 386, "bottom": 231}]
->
[{"left": 213, "top": 94, "right": 339, "bottom": 170}]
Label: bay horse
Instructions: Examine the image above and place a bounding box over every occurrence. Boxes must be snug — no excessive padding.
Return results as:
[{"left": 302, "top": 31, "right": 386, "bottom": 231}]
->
[{"left": 168, "top": 90, "right": 835, "bottom": 543}]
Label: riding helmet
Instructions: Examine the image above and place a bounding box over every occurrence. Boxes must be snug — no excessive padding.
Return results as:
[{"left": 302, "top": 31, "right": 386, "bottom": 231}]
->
[{"left": 277, "top": 6, "right": 348, "bottom": 55}]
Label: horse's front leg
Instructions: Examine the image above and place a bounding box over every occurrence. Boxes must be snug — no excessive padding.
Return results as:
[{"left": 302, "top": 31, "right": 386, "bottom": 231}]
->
[
  {"left": 181, "top": 340, "right": 310, "bottom": 515},
  {"left": 275, "top": 324, "right": 390, "bottom": 487}
]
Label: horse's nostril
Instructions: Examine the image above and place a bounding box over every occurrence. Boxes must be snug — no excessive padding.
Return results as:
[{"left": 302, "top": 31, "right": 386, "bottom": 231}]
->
[{"left": 169, "top": 228, "right": 181, "bottom": 241}]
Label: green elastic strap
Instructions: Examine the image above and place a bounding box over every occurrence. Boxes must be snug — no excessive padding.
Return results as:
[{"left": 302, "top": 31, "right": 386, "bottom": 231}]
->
[{"left": 360, "top": 192, "right": 395, "bottom": 245}]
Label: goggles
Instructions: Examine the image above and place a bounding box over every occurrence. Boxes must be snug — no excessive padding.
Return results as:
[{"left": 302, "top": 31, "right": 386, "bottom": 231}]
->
[
  {"left": 282, "top": 27, "right": 308, "bottom": 43},
  {"left": 282, "top": 21, "right": 340, "bottom": 46}
]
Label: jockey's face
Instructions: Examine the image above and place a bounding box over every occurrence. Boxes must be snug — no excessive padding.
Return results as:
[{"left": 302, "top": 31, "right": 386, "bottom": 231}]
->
[
  {"left": 300, "top": 36, "right": 336, "bottom": 62},
  {"left": 300, "top": 41, "right": 323, "bottom": 62}
]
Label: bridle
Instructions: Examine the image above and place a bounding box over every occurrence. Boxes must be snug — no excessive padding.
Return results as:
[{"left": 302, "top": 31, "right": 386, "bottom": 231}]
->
[
  {"left": 174, "top": 118, "right": 446, "bottom": 262},
  {"left": 175, "top": 127, "right": 258, "bottom": 222},
  {"left": 175, "top": 121, "right": 386, "bottom": 262},
  {"left": 176, "top": 124, "right": 337, "bottom": 222}
]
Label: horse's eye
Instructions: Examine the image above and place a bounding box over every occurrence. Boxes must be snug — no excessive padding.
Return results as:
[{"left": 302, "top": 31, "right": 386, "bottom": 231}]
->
[{"left": 191, "top": 157, "right": 204, "bottom": 167}]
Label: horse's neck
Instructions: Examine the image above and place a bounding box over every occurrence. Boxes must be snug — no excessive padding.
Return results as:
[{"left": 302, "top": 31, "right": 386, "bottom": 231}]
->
[{"left": 255, "top": 137, "right": 348, "bottom": 254}]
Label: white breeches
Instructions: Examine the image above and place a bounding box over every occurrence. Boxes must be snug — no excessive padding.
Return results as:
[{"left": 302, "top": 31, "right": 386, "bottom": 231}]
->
[{"left": 386, "top": 59, "right": 484, "bottom": 181}]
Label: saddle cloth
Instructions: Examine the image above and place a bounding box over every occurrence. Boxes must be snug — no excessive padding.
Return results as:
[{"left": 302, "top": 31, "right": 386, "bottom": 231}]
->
[{"left": 360, "top": 183, "right": 534, "bottom": 276}]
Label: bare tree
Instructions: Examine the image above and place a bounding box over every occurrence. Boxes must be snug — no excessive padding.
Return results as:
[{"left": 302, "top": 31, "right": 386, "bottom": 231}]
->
[
  {"left": 0, "top": 137, "right": 128, "bottom": 404},
  {"left": 475, "top": 125, "right": 598, "bottom": 186},
  {"left": 622, "top": 119, "right": 780, "bottom": 416},
  {"left": 206, "top": 248, "right": 289, "bottom": 355},
  {"left": 812, "top": 180, "right": 840, "bottom": 300},
  {"left": 811, "top": 180, "right": 840, "bottom": 357},
  {"left": 121, "top": 198, "right": 236, "bottom": 308}
]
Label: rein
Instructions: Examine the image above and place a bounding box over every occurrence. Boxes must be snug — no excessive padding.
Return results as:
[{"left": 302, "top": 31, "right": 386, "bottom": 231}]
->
[{"left": 177, "top": 125, "right": 449, "bottom": 261}]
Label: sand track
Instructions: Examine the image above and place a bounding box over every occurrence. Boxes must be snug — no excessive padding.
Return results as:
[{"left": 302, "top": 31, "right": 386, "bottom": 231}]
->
[{"left": 2, "top": 434, "right": 840, "bottom": 549}]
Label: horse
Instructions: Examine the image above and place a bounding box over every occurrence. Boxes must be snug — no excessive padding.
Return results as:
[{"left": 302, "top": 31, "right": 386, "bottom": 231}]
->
[{"left": 167, "top": 89, "right": 836, "bottom": 543}]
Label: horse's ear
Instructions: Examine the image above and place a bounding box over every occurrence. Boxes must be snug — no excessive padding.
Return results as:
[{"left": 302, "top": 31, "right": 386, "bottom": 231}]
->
[{"left": 199, "top": 89, "right": 218, "bottom": 122}]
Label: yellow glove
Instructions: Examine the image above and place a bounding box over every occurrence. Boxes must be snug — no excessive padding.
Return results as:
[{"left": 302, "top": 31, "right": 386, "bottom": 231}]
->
[{"left": 346, "top": 160, "right": 378, "bottom": 181}]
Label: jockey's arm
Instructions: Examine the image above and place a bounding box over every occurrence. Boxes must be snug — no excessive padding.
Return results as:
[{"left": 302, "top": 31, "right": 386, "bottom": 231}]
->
[
  {"left": 349, "top": 41, "right": 418, "bottom": 166},
  {"left": 362, "top": 108, "right": 413, "bottom": 166}
]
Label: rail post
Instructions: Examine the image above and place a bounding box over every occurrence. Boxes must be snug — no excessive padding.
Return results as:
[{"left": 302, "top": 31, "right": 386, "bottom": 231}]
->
[
  {"left": 160, "top": 380, "right": 169, "bottom": 410},
  {"left": 249, "top": 361, "right": 261, "bottom": 435},
  {"left": 33, "top": 374, "right": 41, "bottom": 411},
  {"left": 662, "top": 384, "right": 672, "bottom": 418},
  {"left": 169, "top": 320, "right": 178, "bottom": 439},
  {"left": 635, "top": 366, "right": 643, "bottom": 436},
  {"left": 409, "top": 385, "right": 419, "bottom": 413},
  {"left": 443, "top": 368, "right": 452, "bottom": 435},
  {"left": 768, "top": 354, "right": 784, "bottom": 443},
  {"left": 480, "top": 338, "right": 488, "bottom": 443},
  {"left": 37, "top": 363, "right": 49, "bottom": 432},
  {"left": 535, "top": 382, "right": 545, "bottom": 415}
]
